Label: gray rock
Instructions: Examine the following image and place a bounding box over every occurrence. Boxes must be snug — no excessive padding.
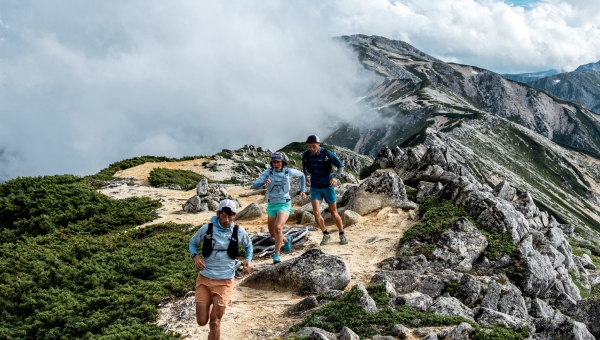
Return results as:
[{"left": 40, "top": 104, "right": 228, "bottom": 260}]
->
[
  {"left": 530, "top": 298, "right": 555, "bottom": 319},
  {"left": 494, "top": 181, "right": 516, "bottom": 202},
  {"left": 234, "top": 202, "right": 266, "bottom": 220},
  {"left": 372, "top": 336, "right": 395, "bottom": 340},
  {"left": 416, "top": 181, "right": 444, "bottom": 203},
  {"left": 182, "top": 195, "right": 206, "bottom": 213},
  {"left": 559, "top": 224, "right": 575, "bottom": 236},
  {"left": 418, "top": 276, "right": 445, "bottom": 298},
  {"left": 196, "top": 177, "right": 209, "bottom": 196},
  {"left": 338, "top": 327, "right": 360, "bottom": 340},
  {"left": 428, "top": 296, "right": 474, "bottom": 321},
  {"left": 537, "top": 311, "right": 594, "bottom": 340},
  {"left": 344, "top": 171, "right": 407, "bottom": 215},
  {"left": 444, "top": 322, "right": 474, "bottom": 340},
  {"left": 297, "top": 327, "right": 337, "bottom": 340},
  {"left": 301, "top": 211, "right": 316, "bottom": 224},
  {"left": 474, "top": 307, "right": 532, "bottom": 330},
  {"left": 476, "top": 199, "right": 529, "bottom": 243},
  {"left": 381, "top": 255, "right": 428, "bottom": 273},
  {"left": 206, "top": 199, "right": 219, "bottom": 211},
  {"left": 371, "top": 270, "right": 420, "bottom": 294},
  {"left": 579, "top": 254, "right": 597, "bottom": 270},
  {"left": 374, "top": 145, "right": 395, "bottom": 168},
  {"left": 343, "top": 210, "right": 362, "bottom": 226},
  {"left": 455, "top": 274, "right": 481, "bottom": 307},
  {"left": 481, "top": 281, "right": 502, "bottom": 310},
  {"left": 399, "top": 201, "right": 419, "bottom": 210},
  {"left": 391, "top": 324, "right": 410, "bottom": 339},
  {"left": 414, "top": 327, "right": 433, "bottom": 337},
  {"left": 241, "top": 248, "right": 350, "bottom": 293},
  {"left": 420, "top": 333, "right": 438, "bottom": 340},
  {"left": 287, "top": 296, "right": 319, "bottom": 314},
  {"left": 395, "top": 291, "right": 433, "bottom": 311},
  {"left": 513, "top": 191, "right": 539, "bottom": 218},
  {"left": 516, "top": 235, "right": 560, "bottom": 299},
  {"left": 490, "top": 254, "right": 513, "bottom": 269},
  {"left": 556, "top": 292, "right": 578, "bottom": 316},
  {"left": 497, "top": 284, "right": 529, "bottom": 320},
  {"left": 437, "top": 217, "right": 488, "bottom": 271},
  {"left": 354, "top": 284, "right": 378, "bottom": 313},
  {"left": 295, "top": 201, "right": 327, "bottom": 218},
  {"left": 340, "top": 173, "right": 359, "bottom": 185}
]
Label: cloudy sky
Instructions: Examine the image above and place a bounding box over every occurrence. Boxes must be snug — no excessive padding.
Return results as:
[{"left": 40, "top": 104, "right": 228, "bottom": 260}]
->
[{"left": 1, "top": 0, "right": 599, "bottom": 180}]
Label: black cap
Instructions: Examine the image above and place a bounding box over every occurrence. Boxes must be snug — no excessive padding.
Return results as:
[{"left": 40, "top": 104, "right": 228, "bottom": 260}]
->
[{"left": 306, "top": 135, "right": 320, "bottom": 143}]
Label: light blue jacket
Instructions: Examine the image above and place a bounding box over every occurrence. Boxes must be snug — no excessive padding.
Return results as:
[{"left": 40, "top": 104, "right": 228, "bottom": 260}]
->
[
  {"left": 189, "top": 215, "right": 253, "bottom": 280},
  {"left": 251, "top": 166, "right": 306, "bottom": 204}
]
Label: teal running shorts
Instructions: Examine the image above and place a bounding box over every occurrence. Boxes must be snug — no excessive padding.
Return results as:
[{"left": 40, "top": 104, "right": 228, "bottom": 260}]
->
[
  {"left": 310, "top": 187, "right": 337, "bottom": 204},
  {"left": 267, "top": 201, "right": 293, "bottom": 217}
]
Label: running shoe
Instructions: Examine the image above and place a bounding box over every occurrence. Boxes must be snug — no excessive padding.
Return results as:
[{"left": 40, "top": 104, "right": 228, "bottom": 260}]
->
[
  {"left": 272, "top": 253, "right": 281, "bottom": 264},
  {"left": 320, "top": 233, "right": 331, "bottom": 246},
  {"left": 283, "top": 236, "right": 294, "bottom": 254},
  {"left": 340, "top": 234, "right": 348, "bottom": 245}
]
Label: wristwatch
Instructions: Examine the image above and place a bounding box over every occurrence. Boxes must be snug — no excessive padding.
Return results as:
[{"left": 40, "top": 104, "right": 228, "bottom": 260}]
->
[{"left": 191, "top": 253, "right": 198, "bottom": 259}]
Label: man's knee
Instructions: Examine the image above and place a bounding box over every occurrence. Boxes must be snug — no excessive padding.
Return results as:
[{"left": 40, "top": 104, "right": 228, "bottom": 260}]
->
[
  {"left": 197, "top": 315, "right": 208, "bottom": 326},
  {"left": 209, "top": 316, "right": 221, "bottom": 328}
]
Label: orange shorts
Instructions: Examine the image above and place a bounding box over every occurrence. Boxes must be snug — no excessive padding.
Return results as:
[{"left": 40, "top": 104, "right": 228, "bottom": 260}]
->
[{"left": 195, "top": 273, "right": 235, "bottom": 307}]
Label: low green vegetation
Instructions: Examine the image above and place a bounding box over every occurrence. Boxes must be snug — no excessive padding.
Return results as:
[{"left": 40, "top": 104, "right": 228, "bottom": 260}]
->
[
  {"left": 405, "top": 187, "right": 417, "bottom": 201},
  {"left": 400, "top": 196, "right": 516, "bottom": 260},
  {"left": 0, "top": 174, "right": 204, "bottom": 339},
  {"left": 359, "top": 162, "right": 381, "bottom": 180},
  {"left": 147, "top": 168, "right": 203, "bottom": 190},
  {"left": 88, "top": 155, "right": 204, "bottom": 181},
  {"left": 290, "top": 284, "right": 528, "bottom": 340}
]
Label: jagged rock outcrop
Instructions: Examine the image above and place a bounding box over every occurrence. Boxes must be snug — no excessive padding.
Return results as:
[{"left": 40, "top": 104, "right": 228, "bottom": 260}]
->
[
  {"left": 241, "top": 248, "right": 350, "bottom": 293},
  {"left": 234, "top": 202, "right": 266, "bottom": 220},
  {"left": 342, "top": 171, "right": 410, "bottom": 215}
]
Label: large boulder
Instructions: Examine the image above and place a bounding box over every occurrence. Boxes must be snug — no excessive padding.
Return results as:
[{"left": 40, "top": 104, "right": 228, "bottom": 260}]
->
[
  {"left": 182, "top": 195, "right": 207, "bottom": 213},
  {"left": 395, "top": 291, "right": 433, "bottom": 311},
  {"left": 537, "top": 311, "right": 594, "bottom": 340},
  {"left": 474, "top": 307, "right": 532, "bottom": 330},
  {"left": 455, "top": 274, "right": 481, "bottom": 307},
  {"left": 493, "top": 181, "right": 516, "bottom": 202},
  {"left": 416, "top": 181, "right": 444, "bottom": 203},
  {"left": 428, "top": 296, "right": 474, "bottom": 321},
  {"left": 234, "top": 202, "right": 266, "bottom": 220},
  {"left": 370, "top": 270, "right": 420, "bottom": 294},
  {"left": 196, "top": 177, "right": 209, "bottom": 196},
  {"left": 354, "top": 284, "right": 378, "bottom": 313},
  {"left": 241, "top": 248, "right": 350, "bottom": 293},
  {"left": 574, "top": 297, "right": 600, "bottom": 338},
  {"left": 435, "top": 217, "right": 488, "bottom": 271},
  {"left": 343, "top": 172, "right": 408, "bottom": 215}
]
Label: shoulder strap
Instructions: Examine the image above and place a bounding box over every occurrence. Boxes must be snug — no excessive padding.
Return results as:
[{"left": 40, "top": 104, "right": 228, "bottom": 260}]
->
[
  {"left": 226, "top": 225, "right": 240, "bottom": 259},
  {"left": 201, "top": 223, "right": 214, "bottom": 259}
]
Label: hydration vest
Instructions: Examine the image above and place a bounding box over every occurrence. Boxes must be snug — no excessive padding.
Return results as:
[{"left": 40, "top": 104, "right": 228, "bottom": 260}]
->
[
  {"left": 202, "top": 223, "right": 239, "bottom": 260},
  {"left": 267, "top": 167, "right": 290, "bottom": 198}
]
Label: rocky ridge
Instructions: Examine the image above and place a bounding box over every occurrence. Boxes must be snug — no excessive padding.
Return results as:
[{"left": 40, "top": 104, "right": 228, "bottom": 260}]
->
[{"left": 286, "top": 144, "right": 600, "bottom": 339}]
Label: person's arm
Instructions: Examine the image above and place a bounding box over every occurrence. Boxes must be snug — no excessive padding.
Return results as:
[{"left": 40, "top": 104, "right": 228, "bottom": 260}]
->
[
  {"left": 189, "top": 224, "right": 208, "bottom": 257},
  {"left": 328, "top": 150, "right": 344, "bottom": 179},
  {"left": 251, "top": 170, "right": 269, "bottom": 189},
  {"left": 190, "top": 224, "right": 209, "bottom": 271},
  {"left": 302, "top": 151, "right": 310, "bottom": 187},
  {"left": 240, "top": 230, "right": 253, "bottom": 274}
]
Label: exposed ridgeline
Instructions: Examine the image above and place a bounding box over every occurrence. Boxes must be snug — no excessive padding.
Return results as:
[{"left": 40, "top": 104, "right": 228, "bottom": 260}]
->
[
  {"left": 526, "top": 66, "right": 600, "bottom": 114},
  {"left": 328, "top": 34, "right": 600, "bottom": 157},
  {"left": 289, "top": 145, "right": 600, "bottom": 339}
]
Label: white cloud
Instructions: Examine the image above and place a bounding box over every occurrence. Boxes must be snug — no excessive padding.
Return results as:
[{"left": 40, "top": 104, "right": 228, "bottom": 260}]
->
[
  {"left": 321, "top": 0, "right": 600, "bottom": 73},
  {"left": 1, "top": 0, "right": 600, "bottom": 179},
  {"left": 0, "top": 1, "right": 371, "bottom": 178}
]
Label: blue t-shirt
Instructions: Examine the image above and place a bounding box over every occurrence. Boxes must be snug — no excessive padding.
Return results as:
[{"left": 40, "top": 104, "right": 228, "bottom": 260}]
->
[{"left": 189, "top": 216, "right": 253, "bottom": 280}]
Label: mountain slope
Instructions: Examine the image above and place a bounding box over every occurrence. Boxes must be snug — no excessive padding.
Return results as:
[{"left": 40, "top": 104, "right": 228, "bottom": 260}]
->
[
  {"left": 327, "top": 35, "right": 600, "bottom": 233},
  {"left": 527, "top": 68, "right": 600, "bottom": 114},
  {"left": 502, "top": 69, "right": 560, "bottom": 83}
]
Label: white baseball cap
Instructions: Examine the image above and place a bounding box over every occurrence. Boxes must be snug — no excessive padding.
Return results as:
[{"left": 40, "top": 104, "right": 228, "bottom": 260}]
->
[{"left": 218, "top": 199, "right": 237, "bottom": 214}]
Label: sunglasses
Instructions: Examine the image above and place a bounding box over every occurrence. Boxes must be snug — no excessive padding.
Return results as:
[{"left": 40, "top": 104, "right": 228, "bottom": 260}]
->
[{"left": 271, "top": 160, "right": 282, "bottom": 163}]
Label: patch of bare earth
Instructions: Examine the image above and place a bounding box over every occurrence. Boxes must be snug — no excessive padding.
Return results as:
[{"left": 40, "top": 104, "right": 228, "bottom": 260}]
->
[{"left": 99, "top": 160, "right": 418, "bottom": 339}]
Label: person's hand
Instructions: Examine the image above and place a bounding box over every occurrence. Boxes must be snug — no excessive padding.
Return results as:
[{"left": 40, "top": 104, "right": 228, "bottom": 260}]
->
[
  {"left": 330, "top": 178, "right": 338, "bottom": 187},
  {"left": 300, "top": 192, "right": 306, "bottom": 200},
  {"left": 241, "top": 260, "right": 252, "bottom": 274},
  {"left": 193, "top": 256, "right": 206, "bottom": 271},
  {"left": 263, "top": 178, "right": 271, "bottom": 186},
  {"left": 306, "top": 177, "right": 311, "bottom": 187}
]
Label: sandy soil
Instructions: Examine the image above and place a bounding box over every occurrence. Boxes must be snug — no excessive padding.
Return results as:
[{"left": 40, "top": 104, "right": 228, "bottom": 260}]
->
[{"left": 99, "top": 162, "right": 420, "bottom": 340}]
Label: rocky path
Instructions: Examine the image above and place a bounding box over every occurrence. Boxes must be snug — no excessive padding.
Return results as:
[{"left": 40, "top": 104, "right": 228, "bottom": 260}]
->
[{"left": 98, "top": 160, "right": 417, "bottom": 340}]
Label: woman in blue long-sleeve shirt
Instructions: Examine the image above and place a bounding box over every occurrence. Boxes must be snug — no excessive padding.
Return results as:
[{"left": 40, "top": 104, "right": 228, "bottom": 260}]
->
[{"left": 252, "top": 152, "right": 306, "bottom": 264}]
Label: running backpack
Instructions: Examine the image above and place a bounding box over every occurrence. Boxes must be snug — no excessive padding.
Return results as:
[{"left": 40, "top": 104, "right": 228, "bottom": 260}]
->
[
  {"left": 302, "top": 148, "right": 332, "bottom": 174},
  {"left": 202, "top": 223, "right": 239, "bottom": 259}
]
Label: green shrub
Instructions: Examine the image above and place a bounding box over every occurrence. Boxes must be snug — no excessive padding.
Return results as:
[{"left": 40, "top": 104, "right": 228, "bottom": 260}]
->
[
  {"left": 291, "top": 285, "right": 527, "bottom": 339},
  {"left": 401, "top": 196, "right": 515, "bottom": 260},
  {"left": 0, "top": 174, "right": 200, "bottom": 339},
  {"left": 147, "top": 168, "right": 203, "bottom": 189},
  {"left": 406, "top": 186, "right": 418, "bottom": 201},
  {"left": 359, "top": 162, "right": 381, "bottom": 180}
]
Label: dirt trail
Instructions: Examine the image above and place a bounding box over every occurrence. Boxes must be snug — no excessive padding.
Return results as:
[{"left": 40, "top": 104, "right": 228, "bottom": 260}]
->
[{"left": 99, "top": 161, "right": 417, "bottom": 340}]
